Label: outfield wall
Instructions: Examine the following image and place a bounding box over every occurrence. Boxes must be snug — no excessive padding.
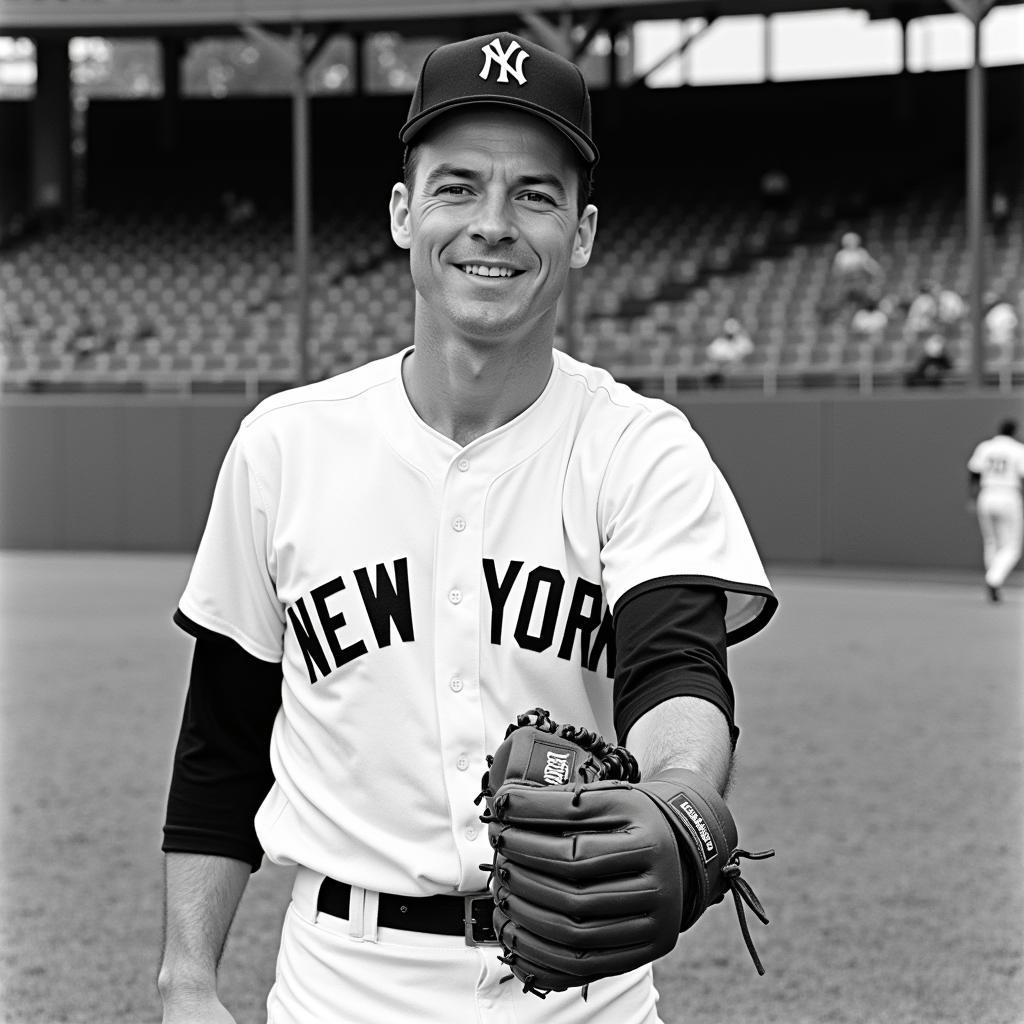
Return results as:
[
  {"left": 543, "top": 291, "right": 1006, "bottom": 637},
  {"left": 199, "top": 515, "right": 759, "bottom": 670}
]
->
[{"left": 1, "top": 392, "right": 1022, "bottom": 568}]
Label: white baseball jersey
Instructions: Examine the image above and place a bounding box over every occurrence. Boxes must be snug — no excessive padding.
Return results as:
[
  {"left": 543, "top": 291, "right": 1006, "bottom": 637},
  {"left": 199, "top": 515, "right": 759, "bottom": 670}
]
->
[
  {"left": 968, "top": 435, "right": 1024, "bottom": 494},
  {"left": 177, "top": 347, "right": 774, "bottom": 897}
]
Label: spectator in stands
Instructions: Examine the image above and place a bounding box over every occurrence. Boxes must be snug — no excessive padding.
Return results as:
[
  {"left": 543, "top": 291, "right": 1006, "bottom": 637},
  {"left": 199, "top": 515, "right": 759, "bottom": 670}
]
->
[
  {"left": 221, "top": 189, "right": 257, "bottom": 227},
  {"left": 849, "top": 300, "right": 888, "bottom": 349},
  {"left": 984, "top": 291, "right": 1019, "bottom": 356},
  {"left": 0, "top": 211, "right": 28, "bottom": 249},
  {"left": 904, "top": 281, "right": 939, "bottom": 345},
  {"left": 936, "top": 285, "right": 965, "bottom": 335},
  {"left": 822, "top": 232, "right": 883, "bottom": 323},
  {"left": 69, "top": 317, "right": 113, "bottom": 362},
  {"left": 934, "top": 285, "right": 966, "bottom": 356},
  {"left": 759, "top": 168, "right": 791, "bottom": 212},
  {"left": 905, "top": 332, "right": 953, "bottom": 388},
  {"left": 71, "top": 333, "right": 100, "bottom": 362},
  {"left": 704, "top": 317, "right": 754, "bottom": 388},
  {"left": 990, "top": 188, "right": 1010, "bottom": 238}
]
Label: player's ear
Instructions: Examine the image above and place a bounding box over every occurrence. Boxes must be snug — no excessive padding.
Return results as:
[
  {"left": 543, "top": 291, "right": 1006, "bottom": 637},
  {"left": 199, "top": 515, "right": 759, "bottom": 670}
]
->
[
  {"left": 390, "top": 183, "right": 412, "bottom": 250},
  {"left": 570, "top": 204, "right": 598, "bottom": 270}
]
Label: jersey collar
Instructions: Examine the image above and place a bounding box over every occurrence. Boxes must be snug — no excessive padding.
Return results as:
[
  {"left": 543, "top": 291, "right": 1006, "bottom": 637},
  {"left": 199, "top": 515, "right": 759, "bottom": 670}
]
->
[{"left": 379, "top": 347, "right": 568, "bottom": 480}]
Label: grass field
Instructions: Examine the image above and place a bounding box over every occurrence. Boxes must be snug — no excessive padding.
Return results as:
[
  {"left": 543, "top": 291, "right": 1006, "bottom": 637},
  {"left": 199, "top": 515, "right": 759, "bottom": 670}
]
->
[{"left": 1, "top": 552, "right": 1021, "bottom": 1024}]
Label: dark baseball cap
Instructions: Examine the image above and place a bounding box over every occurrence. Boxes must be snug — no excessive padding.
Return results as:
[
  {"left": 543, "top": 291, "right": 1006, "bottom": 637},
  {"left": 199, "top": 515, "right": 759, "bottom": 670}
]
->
[{"left": 400, "top": 32, "right": 598, "bottom": 167}]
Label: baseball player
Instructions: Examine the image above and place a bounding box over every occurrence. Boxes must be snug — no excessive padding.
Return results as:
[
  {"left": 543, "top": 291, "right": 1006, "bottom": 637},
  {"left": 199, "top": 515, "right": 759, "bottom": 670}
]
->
[
  {"left": 158, "top": 31, "right": 777, "bottom": 1024},
  {"left": 967, "top": 418, "right": 1024, "bottom": 602}
]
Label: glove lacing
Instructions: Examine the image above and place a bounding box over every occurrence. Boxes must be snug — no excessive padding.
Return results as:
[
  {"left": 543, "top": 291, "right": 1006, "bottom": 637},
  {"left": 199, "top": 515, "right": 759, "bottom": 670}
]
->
[
  {"left": 720, "top": 847, "right": 775, "bottom": 975},
  {"left": 495, "top": 924, "right": 591, "bottom": 1002}
]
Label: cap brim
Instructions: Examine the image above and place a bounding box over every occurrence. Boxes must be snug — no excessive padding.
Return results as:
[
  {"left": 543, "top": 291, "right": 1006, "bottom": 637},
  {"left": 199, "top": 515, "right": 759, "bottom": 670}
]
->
[{"left": 400, "top": 96, "right": 598, "bottom": 166}]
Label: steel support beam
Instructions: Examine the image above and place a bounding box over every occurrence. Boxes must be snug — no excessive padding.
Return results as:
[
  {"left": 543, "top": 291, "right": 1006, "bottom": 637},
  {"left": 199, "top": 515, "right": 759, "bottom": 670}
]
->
[
  {"left": 944, "top": 0, "right": 996, "bottom": 389},
  {"left": 241, "top": 20, "right": 331, "bottom": 387}
]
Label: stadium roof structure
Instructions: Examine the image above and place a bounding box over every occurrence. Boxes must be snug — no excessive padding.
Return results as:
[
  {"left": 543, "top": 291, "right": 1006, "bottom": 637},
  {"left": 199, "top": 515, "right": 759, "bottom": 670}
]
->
[{"left": 0, "top": 0, "right": 1019, "bottom": 36}]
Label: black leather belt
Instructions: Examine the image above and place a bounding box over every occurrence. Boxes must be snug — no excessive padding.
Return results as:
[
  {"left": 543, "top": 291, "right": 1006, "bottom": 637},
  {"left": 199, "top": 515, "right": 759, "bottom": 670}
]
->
[{"left": 317, "top": 878, "right": 499, "bottom": 946}]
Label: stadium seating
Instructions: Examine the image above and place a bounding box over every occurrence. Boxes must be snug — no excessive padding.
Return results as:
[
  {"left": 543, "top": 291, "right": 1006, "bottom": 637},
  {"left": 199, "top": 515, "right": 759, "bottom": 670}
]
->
[{"left": 2, "top": 172, "right": 1022, "bottom": 398}]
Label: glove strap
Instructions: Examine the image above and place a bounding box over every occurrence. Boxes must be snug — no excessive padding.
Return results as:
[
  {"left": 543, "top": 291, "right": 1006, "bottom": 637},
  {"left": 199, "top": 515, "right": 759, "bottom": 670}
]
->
[{"left": 641, "top": 768, "right": 774, "bottom": 975}]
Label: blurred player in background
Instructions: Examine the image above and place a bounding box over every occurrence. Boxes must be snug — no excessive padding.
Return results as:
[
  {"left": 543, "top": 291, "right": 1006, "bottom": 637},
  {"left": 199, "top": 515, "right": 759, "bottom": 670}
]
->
[{"left": 967, "top": 418, "right": 1024, "bottom": 602}]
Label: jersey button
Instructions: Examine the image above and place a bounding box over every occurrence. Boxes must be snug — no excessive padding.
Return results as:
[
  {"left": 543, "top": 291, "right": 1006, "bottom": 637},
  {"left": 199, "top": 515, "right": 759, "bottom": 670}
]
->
[
  {"left": 465, "top": 826, "right": 478, "bottom": 841},
  {"left": 457, "top": 458, "right": 470, "bottom": 472},
  {"left": 452, "top": 516, "right": 466, "bottom": 532},
  {"left": 449, "top": 677, "right": 464, "bottom": 693},
  {"left": 448, "top": 588, "right": 463, "bottom": 605},
  {"left": 456, "top": 755, "right": 469, "bottom": 771}
]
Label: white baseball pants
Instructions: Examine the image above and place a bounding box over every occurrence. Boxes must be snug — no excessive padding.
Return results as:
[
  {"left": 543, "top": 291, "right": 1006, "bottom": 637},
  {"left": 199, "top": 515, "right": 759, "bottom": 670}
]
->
[
  {"left": 265, "top": 867, "right": 663, "bottom": 1024},
  {"left": 977, "top": 489, "right": 1024, "bottom": 589}
]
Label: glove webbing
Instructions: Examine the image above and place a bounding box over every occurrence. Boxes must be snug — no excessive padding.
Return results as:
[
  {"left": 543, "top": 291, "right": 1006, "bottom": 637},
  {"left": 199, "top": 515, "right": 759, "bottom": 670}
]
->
[
  {"left": 507, "top": 707, "right": 641, "bottom": 785},
  {"left": 474, "top": 708, "right": 640, "bottom": 810}
]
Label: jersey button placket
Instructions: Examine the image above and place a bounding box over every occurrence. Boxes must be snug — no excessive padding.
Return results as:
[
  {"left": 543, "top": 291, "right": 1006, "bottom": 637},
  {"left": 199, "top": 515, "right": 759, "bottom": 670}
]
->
[{"left": 435, "top": 457, "right": 487, "bottom": 886}]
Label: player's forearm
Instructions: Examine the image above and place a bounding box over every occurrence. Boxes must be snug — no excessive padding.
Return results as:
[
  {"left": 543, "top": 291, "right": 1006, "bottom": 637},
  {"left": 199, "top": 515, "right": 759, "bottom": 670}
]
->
[
  {"left": 625, "top": 695, "right": 733, "bottom": 794},
  {"left": 158, "top": 852, "right": 251, "bottom": 999}
]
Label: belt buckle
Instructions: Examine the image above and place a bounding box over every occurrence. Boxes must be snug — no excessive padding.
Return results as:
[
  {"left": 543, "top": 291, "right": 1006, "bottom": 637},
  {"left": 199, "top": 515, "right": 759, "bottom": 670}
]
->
[{"left": 464, "top": 893, "right": 498, "bottom": 946}]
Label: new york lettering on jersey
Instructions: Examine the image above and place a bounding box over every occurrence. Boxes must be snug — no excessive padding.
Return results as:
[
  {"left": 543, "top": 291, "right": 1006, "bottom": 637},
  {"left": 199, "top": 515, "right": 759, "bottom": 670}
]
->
[{"left": 286, "top": 557, "right": 615, "bottom": 684}]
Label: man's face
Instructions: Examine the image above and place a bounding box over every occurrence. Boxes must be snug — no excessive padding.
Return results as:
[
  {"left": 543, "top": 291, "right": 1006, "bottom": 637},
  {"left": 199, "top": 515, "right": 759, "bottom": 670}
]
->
[{"left": 389, "top": 108, "right": 597, "bottom": 344}]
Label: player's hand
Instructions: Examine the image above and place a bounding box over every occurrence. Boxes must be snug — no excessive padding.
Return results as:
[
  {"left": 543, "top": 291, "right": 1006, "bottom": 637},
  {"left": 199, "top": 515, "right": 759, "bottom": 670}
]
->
[{"left": 161, "top": 990, "right": 237, "bottom": 1024}]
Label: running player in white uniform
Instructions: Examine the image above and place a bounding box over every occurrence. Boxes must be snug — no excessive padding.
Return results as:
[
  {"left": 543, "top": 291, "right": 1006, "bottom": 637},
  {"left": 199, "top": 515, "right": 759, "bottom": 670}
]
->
[
  {"left": 967, "top": 418, "right": 1024, "bottom": 602},
  {"left": 158, "top": 32, "right": 777, "bottom": 1024}
]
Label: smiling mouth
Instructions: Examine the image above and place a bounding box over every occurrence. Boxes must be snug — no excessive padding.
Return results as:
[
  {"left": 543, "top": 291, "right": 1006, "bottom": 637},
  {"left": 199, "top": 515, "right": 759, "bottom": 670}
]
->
[{"left": 457, "top": 264, "right": 521, "bottom": 279}]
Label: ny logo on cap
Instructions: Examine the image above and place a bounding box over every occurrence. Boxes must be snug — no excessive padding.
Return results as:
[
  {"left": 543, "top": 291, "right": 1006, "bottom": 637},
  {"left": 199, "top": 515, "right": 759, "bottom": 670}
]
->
[{"left": 479, "top": 38, "right": 530, "bottom": 86}]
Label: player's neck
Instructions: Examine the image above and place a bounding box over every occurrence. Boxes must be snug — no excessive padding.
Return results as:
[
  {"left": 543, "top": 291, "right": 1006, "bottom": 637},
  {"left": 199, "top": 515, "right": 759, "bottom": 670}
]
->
[{"left": 402, "top": 332, "right": 554, "bottom": 448}]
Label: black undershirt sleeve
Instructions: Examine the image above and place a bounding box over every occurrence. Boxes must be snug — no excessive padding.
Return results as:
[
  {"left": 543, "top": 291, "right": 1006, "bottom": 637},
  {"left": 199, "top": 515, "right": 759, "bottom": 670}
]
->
[
  {"left": 162, "top": 614, "right": 283, "bottom": 872},
  {"left": 612, "top": 583, "right": 737, "bottom": 748}
]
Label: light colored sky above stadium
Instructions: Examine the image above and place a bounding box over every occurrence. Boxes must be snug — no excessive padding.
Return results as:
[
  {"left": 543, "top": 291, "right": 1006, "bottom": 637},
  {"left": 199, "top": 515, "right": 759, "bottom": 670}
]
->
[{"left": 633, "top": 6, "right": 1024, "bottom": 85}]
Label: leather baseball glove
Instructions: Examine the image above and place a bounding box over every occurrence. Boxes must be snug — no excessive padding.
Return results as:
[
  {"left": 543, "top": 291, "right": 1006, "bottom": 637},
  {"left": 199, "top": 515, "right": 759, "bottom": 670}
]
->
[{"left": 475, "top": 708, "right": 773, "bottom": 998}]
